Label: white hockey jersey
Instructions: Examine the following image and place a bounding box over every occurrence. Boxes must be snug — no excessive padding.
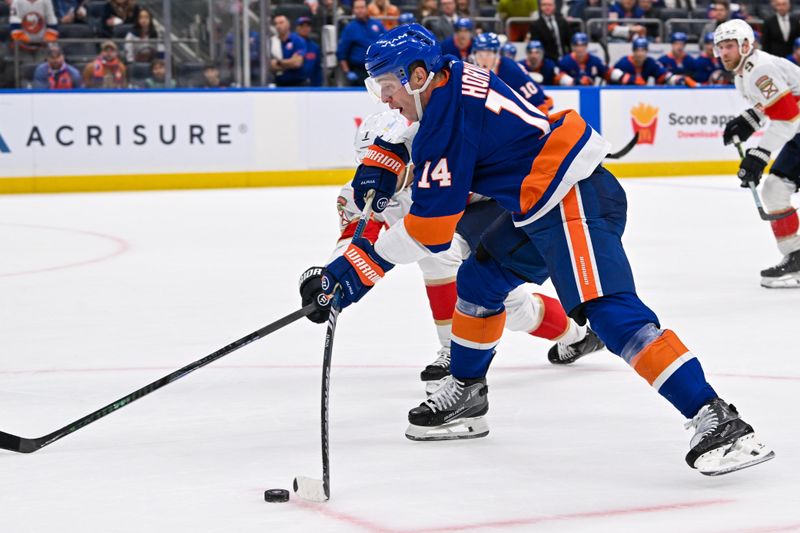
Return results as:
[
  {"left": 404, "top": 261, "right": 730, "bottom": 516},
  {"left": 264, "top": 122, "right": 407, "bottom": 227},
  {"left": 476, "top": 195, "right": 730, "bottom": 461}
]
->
[
  {"left": 9, "top": 0, "right": 57, "bottom": 43},
  {"left": 735, "top": 49, "right": 800, "bottom": 152}
]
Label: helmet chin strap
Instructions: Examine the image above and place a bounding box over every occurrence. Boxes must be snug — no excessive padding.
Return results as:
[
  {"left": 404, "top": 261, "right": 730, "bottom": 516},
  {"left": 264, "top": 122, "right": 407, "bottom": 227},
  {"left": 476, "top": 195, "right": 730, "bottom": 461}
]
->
[
  {"left": 735, "top": 40, "right": 753, "bottom": 71},
  {"left": 405, "top": 70, "right": 436, "bottom": 121}
]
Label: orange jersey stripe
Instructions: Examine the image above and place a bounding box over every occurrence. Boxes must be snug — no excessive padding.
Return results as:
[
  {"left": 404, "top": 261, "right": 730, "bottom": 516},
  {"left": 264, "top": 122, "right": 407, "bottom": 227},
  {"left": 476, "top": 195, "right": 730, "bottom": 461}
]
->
[
  {"left": 404, "top": 211, "right": 463, "bottom": 247},
  {"left": 629, "top": 330, "right": 689, "bottom": 385},
  {"left": 519, "top": 110, "right": 587, "bottom": 214},
  {"left": 452, "top": 308, "right": 506, "bottom": 345},
  {"left": 561, "top": 187, "right": 601, "bottom": 302}
]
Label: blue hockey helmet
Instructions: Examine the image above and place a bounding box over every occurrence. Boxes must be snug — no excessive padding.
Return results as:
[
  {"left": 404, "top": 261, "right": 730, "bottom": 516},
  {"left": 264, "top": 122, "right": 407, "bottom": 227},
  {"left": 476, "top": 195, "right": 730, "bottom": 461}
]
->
[
  {"left": 632, "top": 37, "right": 649, "bottom": 50},
  {"left": 364, "top": 23, "right": 444, "bottom": 120},
  {"left": 526, "top": 40, "right": 544, "bottom": 52},
  {"left": 670, "top": 31, "right": 688, "bottom": 43},
  {"left": 571, "top": 32, "right": 589, "bottom": 46},
  {"left": 454, "top": 17, "right": 474, "bottom": 31},
  {"left": 473, "top": 32, "right": 501, "bottom": 52},
  {"left": 501, "top": 42, "right": 517, "bottom": 58},
  {"left": 703, "top": 31, "right": 715, "bottom": 44},
  {"left": 398, "top": 12, "right": 416, "bottom": 25}
]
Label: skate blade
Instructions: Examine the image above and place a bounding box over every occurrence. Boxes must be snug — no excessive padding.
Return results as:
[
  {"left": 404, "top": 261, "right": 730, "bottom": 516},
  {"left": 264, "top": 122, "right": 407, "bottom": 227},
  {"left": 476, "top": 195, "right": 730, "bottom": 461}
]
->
[
  {"left": 761, "top": 274, "right": 800, "bottom": 288},
  {"left": 405, "top": 416, "right": 489, "bottom": 441},
  {"left": 695, "top": 433, "right": 776, "bottom": 476}
]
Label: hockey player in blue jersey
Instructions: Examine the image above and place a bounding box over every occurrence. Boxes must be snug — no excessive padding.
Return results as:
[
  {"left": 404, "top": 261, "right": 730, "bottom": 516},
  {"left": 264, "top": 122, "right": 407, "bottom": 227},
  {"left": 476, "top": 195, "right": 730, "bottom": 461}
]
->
[
  {"left": 500, "top": 43, "right": 517, "bottom": 60},
  {"left": 558, "top": 32, "right": 608, "bottom": 85},
  {"left": 518, "top": 40, "right": 570, "bottom": 85},
  {"left": 693, "top": 32, "right": 729, "bottom": 85},
  {"left": 658, "top": 32, "right": 698, "bottom": 85},
  {"left": 786, "top": 37, "right": 800, "bottom": 65},
  {"left": 321, "top": 24, "right": 773, "bottom": 475},
  {"left": 472, "top": 32, "right": 552, "bottom": 113},
  {"left": 611, "top": 37, "right": 688, "bottom": 85},
  {"left": 440, "top": 17, "right": 473, "bottom": 60}
]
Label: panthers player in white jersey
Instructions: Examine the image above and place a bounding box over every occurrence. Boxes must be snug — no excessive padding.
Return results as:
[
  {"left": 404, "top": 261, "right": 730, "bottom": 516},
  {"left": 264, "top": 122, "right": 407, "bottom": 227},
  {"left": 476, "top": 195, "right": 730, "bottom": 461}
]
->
[
  {"left": 298, "top": 110, "right": 604, "bottom": 390},
  {"left": 717, "top": 19, "right": 800, "bottom": 287}
]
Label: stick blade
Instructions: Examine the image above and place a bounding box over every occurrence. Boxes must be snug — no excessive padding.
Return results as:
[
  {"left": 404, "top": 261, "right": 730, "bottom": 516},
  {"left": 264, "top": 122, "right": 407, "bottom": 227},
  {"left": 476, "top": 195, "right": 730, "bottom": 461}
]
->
[
  {"left": 0, "top": 430, "right": 38, "bottom": 453},
  {"left": 293, "top": 476, "right": 328, "bottom": 502}
]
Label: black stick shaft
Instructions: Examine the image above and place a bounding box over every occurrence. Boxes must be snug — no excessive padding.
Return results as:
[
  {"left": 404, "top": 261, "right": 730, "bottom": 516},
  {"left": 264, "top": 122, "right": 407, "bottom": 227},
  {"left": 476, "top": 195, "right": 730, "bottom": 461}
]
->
[{"left": 0, "top": 303, "right": 316, "bottom": 454}]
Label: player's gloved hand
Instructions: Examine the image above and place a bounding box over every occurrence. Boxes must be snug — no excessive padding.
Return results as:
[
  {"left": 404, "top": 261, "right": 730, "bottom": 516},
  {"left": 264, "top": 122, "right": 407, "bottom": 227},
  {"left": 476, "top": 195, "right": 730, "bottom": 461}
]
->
[
  {"left": 346, "top": 71, "right": 359, "bottom": 83},
  {"left": 352, "top": 137, "right": 409, "bottom": 213},
  {"left": 298, "top": 266, "right": 331, "bottom": 324},
  {"left": 723, "top": 108, "right": 761, "bottom": 146},
  {"left": 737, "top": 147, "right": 771, "bottom": 188},
  {"left": 322, "top": 238, "right": 394, "bottom": 309}
]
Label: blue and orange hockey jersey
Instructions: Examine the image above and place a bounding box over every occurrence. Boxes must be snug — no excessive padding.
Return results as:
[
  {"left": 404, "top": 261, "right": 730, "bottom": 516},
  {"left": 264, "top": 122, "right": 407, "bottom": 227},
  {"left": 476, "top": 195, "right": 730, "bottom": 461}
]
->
[
  {"left": 378, "top": 61, "right": 610, "bottom": 259},
  {"left": 558, "top": 52, "right": 608, "bottom": 85},
  {"left": 612, "top": 55, "right": 668, "bottom": 85},
  {"left": 692, "top": 53, "right": 725, "bottom": 84},
  {"left": 494, "top": 56, "right": 552, "bottom": 112},
  {"left": 518, "top": 57, "right": 561, "bottom": 85},
  {"left": 658, "top": 52, "right": 695, "bottom": 77}
]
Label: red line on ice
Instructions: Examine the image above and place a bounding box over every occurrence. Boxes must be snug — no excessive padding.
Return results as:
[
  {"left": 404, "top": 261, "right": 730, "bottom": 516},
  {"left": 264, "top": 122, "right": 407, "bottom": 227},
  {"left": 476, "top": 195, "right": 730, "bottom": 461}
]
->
[
  {"left": 0, "top": 222, "right": 129, "bottom": 278},
  {"left": 293, "top": 498, "right": 734, "bottom": 533}
]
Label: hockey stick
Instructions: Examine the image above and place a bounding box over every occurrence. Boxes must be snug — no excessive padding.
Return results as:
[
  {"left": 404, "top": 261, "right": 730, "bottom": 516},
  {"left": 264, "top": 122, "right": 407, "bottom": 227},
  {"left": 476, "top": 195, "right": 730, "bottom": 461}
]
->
[
  {"left": 293, "top": 189, "right": 376, "bottom": 503},
  {"left": 0, "top": 303, "right": 317, "bottom": 454},
  {"left": 734, "top": 141, "right": 797, "bottom": 222},
  {"left": 605, "top": 132, "right": 639, "bottom": 160}
]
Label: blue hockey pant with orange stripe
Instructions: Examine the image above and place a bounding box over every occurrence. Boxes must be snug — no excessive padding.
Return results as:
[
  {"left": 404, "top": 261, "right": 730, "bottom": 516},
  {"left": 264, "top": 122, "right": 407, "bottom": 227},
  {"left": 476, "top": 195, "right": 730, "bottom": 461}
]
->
[{"left": 451, "top": 166, "right": 716, "bottom": 418}]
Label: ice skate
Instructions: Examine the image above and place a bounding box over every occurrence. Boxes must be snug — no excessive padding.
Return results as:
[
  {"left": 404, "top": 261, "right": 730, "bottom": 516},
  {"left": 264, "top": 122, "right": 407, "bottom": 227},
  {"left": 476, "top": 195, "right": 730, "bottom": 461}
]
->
[
  {"left": 548, "top": 327, "right": 605, "bottom": 365},
  {"left": 406, "top": 375, "right": 489, "bottom": 441},
  {"left": 685, "top": 398, "right": 775, "bottom": 476},
  {"left": 421, "top": 347, "right": 451, "bottom": 394},
  {"left": 760, "top": 250, "right": 800, "bottom": 288}
]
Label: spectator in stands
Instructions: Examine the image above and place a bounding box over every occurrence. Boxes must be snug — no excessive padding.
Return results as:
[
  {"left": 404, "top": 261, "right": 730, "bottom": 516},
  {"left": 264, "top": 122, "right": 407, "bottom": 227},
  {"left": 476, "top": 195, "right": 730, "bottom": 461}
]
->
[
  {"left": 498, "top": 0, "right": 538, "bottom": 42},
  {"left": 368, "top": 0, "right": 400, "bottom": 29},
  {"left": 455, "top": 0, "right": 472, "bottom": 17},
  {"left": 198, "top": 64, "right": 226, "bottom": 88},
  {"left": 607, "top": 0, "right": 646, "bottom": 42},
  {"left": 528, "top": 0, "right": 571, "bottom": 61},
  {"left": 440, "top": 17, "right": 473, "bottom": 59},
  {"left": 701, "top": 1, "right": 730, "bottom": 37},
  {"left": 637, "top": 0, "right": 660, "bottom": 41},
  {"left": 501, "top": 42, "right": 517, "bottom": 58},
  {"left": 53, "top": 0, "right": 86, "bottom": 24},
  {"left": 762, "top": 0, "right": 800, "bottom": 58},
  {"left": 32, "top": 43, "right": 82, "bottom": 88},
  {"left": 658, "top": 32, "right": 695, "bottom": 79},
  {"left": 296, "top": 16, "right": 322, "bottom": 86},
  {"left": 558, "top": 32, "right": 608, "bottom": 85},
  {"left": 428, "top": 0, "right": 457, "bottom": 40},
  {"left": 416, "top": 0, "right": 438, "bottom": 21},
  {"left": 519, "top": 39, "right": 567, "bottom": 84},
  {"left": 272, "top": 14, "right": 307, "bottom": 87},
  {"left": 101, "top": 0, "right": 140, "bottom": 38},
  {"left": 692, "top": 31, "right": 729, "bottom": 85},
  {"left": 143, "top": 58, "right": 175, "bottom": 88},
  {"left": 308, "top": 0, "right": 341, "bottom": 36},
  {"left": 610, "top": 37, "right": 689, "bottom": 85},
  {"left": 124, "top": 7, "right": 161, "bottom": 63},
  {"left": 83, "top": 39, "right": 126, "bottom": 88},
  {"left": 9, "top": 0, "right": 59, "bottom": 62},
  {"left": 337, "top": 0, "right": 385, "bottom": 85}
]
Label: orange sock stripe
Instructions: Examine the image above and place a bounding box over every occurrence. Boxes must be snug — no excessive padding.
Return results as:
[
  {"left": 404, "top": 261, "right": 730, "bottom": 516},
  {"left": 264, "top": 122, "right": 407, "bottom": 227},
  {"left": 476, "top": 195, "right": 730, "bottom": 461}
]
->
[
  {"left": 529, "top": 293, "right": 569, "bottom": 340},
  {"left": 629, "top": 330, "right": 690, "bottom": 385},
  {"left": 561, "top": 187, "right": 601, "bottom": 302},
  {"left": 451, "top": 309, "right": 506, "bottom": 346}
]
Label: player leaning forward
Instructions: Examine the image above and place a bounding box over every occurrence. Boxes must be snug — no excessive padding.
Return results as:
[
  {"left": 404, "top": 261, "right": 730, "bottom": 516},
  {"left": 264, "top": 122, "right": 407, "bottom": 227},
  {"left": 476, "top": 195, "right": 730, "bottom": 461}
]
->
[
  {"left": 324, "top": 24, "right": 774, "bottom": 475},
  {"left": 718, "top": 19, "right": 800, "bottom": 287}
]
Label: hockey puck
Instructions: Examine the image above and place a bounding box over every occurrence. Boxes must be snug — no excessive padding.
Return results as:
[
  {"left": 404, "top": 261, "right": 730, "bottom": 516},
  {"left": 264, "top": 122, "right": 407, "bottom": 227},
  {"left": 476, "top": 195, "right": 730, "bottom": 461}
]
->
[{"left": 264, "top": 489, "right": 290, "bottom": 503}]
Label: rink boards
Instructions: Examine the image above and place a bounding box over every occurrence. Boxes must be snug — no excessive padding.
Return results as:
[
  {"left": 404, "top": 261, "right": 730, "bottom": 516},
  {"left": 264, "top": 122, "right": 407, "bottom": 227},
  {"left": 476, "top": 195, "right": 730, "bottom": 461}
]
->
[{"left": 0, "top": 86, "right": 759, "bottom": 193}]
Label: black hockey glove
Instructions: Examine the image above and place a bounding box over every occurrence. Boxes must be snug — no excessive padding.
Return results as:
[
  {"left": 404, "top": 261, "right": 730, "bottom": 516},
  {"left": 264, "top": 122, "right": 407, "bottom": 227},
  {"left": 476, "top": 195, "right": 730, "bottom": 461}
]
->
[
  {"left": 737, "top": 147, "right": 771, "bottom": 188},
  {"left": 723, "top": 109, "right": 761, "bottom": 146},
  {"left": 352, "top": 137, "right": 409, "bottom": 213},
  {"left": 298, "top": 266, "right": 331, "bottom": 323}
]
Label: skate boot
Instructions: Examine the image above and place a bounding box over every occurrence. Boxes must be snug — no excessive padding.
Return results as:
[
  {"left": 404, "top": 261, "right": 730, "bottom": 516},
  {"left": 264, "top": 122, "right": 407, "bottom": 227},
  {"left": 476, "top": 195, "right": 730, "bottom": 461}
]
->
[
  {"left": 548, "top": 328, "right": 605, "bottom": 365},
  {"left": 685, "top": 398, "right": 775, "bottom": 476},
  {"left": 420, "top": 347, "right": 451, "bottom": 394},
  {"left": 760, "top": 250, "right": 800, "bottom": 288},
  {"left": 406, "top": 375, "right": 489, "bottom": 441}
]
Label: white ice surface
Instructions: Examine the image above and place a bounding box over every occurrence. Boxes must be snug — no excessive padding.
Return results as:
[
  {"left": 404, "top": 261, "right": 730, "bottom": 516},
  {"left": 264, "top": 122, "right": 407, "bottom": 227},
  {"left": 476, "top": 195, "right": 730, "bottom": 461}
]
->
[{"left": 0, "top": 177, "right": 798, "bottom": 533}]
